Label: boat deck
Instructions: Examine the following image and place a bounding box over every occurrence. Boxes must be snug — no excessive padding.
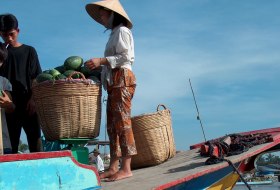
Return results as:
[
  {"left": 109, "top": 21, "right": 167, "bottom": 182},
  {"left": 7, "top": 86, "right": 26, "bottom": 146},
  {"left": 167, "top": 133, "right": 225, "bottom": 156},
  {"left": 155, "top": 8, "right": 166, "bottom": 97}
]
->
[{"left": 101, "top": 139, "right": 280, "bottom": 190}]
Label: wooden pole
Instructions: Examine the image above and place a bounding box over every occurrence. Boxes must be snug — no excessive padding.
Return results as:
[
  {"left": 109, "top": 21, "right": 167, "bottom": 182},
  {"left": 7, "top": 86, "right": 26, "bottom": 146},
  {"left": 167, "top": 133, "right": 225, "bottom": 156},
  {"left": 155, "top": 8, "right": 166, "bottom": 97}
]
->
[{"left": 0, "top": 108, "right": 3, "bottom": 155}]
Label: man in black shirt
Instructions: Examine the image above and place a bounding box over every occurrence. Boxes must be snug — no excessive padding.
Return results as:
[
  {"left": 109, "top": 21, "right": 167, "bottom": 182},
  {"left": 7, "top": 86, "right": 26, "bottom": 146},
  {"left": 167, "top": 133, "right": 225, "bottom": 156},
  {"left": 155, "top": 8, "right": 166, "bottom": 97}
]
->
[{"left": 0, "top": 14, "right": 42, "bottom": 153}]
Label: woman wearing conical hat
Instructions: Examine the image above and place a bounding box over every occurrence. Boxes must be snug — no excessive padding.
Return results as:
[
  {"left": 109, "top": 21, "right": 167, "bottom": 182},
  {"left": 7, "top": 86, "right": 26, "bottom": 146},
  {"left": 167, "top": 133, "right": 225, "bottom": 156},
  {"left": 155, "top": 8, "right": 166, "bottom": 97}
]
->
[{"left": 85, "top": 0, "right": 137, "bottom": 181}]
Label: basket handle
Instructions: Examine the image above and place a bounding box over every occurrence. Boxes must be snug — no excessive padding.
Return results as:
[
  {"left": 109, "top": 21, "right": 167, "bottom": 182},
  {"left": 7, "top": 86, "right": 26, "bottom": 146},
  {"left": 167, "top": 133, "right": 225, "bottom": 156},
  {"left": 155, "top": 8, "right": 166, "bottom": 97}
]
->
[
  {"left": 157, "top": 104, "right": 167, "bottom": 111},
  {"left": 67, "top": 71, "right": 86, "bottom": 80}
]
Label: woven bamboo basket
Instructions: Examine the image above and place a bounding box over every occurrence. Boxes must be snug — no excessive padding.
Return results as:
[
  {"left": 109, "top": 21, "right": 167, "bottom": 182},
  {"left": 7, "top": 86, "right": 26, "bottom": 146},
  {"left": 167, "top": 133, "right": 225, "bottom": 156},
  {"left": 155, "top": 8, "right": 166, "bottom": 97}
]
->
[
  {"left": 131, "top": 104, "right": 176, "bottom": 169},
  {"left": 32, "top": 72, "right": 102, "bottom": 141}
]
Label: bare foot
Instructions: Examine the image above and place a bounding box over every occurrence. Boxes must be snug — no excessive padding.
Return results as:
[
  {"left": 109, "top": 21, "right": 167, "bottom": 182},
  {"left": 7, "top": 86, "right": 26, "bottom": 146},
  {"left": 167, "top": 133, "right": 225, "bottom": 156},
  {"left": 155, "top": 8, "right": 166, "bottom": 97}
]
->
[
  {"left": 106, "top": 169, "right": 133, "bottom": 181},
  {"left": 99, "top": 169, "right": 118, "bottom": 179}
]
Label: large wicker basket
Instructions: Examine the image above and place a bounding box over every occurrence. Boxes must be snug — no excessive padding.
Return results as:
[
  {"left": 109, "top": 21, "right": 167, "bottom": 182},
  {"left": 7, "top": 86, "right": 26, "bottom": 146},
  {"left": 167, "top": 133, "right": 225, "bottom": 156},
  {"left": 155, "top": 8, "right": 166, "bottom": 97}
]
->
[
  {"left": 131, "top": 104, "right": 176, "bottom": 169},
  {"left": 32, "top": 72, "right": 102, "bottom": 141}
]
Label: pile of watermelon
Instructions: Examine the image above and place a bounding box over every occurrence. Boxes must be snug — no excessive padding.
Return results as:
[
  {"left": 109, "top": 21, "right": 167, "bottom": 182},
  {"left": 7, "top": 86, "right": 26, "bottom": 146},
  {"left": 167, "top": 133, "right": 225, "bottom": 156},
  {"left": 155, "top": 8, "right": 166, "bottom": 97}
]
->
[{"left": 36, "top": 56, "right": 101, "bottom": 83}]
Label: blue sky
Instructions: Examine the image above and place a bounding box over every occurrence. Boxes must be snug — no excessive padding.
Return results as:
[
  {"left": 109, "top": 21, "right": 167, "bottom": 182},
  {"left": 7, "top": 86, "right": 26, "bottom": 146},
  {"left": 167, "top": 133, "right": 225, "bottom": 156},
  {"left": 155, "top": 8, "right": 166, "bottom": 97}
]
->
[{"left": 1, "top": 0, "right": 280, "bottom": 151}]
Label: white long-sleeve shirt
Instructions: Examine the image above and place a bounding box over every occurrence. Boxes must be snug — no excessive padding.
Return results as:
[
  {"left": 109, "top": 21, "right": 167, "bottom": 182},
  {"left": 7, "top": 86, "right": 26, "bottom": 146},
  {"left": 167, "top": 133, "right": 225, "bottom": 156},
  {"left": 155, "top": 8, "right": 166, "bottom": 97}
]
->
[
  {"left": 94, "top": 155, "right": 105, "bottom": 172},
  {"left": 101, "top": 24, "right": 135, "bottom": 90}
]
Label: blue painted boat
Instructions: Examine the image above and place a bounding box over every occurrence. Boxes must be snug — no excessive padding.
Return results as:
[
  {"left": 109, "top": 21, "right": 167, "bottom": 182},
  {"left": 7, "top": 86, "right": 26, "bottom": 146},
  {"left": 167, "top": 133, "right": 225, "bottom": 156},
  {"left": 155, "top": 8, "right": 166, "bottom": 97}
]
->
[{"left": 0, "top": 151, "right": 101, "bottom": 190}]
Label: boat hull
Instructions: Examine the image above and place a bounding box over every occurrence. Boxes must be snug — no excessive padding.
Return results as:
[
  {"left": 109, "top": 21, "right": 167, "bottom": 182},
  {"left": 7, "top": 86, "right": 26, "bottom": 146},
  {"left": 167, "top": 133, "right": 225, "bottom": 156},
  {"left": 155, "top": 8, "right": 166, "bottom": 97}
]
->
[{"left": 0, "top": 151, "right": 101, "bottom": 190}]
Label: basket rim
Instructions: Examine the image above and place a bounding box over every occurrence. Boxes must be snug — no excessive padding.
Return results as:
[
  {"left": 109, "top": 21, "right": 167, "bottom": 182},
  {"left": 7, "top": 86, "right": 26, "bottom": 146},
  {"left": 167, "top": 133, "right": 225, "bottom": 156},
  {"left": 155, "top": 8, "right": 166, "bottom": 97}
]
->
[
  {"left": 132, "top": 104, "right": 170, "bottom": 119},
  {"left": 132, "top": 108, "right": 170, "bottom": 120},
  {"left": 32, "top": 78, "right": 100, "bottom": 88}
]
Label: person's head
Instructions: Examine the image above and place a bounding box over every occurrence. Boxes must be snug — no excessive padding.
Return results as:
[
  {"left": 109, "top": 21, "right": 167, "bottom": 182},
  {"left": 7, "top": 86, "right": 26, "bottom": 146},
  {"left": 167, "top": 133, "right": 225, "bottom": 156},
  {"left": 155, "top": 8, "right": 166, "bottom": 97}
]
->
[
  {"left": 99, "top": 7, "right": 128, "bottom": 29},
  {"left": 0, "top": 42, "right": 8, "bottom": 67},
  {"left": 86, "top": 0, "right": 133, "bottom": 29},
  {"left": 0, "top": 14, "right": 20, "bottom": 46},
  {"left": 93, "top": 148, "right": 100, "bottom": 156},
  {"left": 99, "top": 8, "right": 112, "bottom": 28}
]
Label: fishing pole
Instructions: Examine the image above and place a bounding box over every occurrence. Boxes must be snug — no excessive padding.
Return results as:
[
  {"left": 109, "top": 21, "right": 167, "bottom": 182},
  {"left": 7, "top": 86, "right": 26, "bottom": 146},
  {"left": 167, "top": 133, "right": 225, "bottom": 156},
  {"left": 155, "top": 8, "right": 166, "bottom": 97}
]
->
[{"left": 189, "top": 78, "right": 207, "bottom": 142}]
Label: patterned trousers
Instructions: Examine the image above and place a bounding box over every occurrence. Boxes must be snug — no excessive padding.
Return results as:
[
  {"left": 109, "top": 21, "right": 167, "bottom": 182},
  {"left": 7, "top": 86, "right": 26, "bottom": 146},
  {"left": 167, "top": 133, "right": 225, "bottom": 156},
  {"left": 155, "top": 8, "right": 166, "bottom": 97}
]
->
[{"left": 106, "top": 68, "right": 137, "bottom": 158}]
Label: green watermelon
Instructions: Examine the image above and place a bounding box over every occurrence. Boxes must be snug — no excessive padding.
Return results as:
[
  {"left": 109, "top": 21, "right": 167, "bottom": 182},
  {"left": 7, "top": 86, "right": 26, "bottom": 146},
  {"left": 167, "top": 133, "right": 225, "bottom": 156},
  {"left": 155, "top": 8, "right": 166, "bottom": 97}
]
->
[
  {"left": 64, "top": 56, "right": 83, "bottom": 71},
  {"left": 55, "top": 74, "right": 67, "bottom": 80},
  {"left": 63, "top": 70, "right": 80, "bottom": 79},
  {"left": 80, "top": 66, "right": 91, "bottom": 77},
  {"left": 36, "top": 73, "right": 54, "bottom": 83},
  {"left": 89, "top": 67, "right": 101, "bottom": 81},
  {"left": 54, "top": 65, "right": 65, "bottom": 73},
  {"left": 49, "top": 69, "right": 61, "bottom": 77}
]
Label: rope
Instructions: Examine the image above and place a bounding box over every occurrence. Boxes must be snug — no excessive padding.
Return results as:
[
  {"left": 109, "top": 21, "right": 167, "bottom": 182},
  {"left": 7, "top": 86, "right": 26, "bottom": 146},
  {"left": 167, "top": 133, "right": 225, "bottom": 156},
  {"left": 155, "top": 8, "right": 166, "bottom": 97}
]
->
[{"left": 222, "top": 158, "right": 252, "bottom": 190}]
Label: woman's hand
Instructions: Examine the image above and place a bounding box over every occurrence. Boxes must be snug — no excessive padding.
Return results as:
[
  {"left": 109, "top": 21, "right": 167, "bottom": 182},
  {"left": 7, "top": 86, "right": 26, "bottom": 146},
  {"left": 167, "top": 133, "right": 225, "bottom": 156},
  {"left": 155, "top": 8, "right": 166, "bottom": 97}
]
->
[
  {"left": 0, "top": 91, "right": 15, "bottom": 113},
  {"left": 85, "top": 58, "right": 108, "bottom": 70},
  {"left": 84, "top": 58, "right": 102, "bottom": 70}
]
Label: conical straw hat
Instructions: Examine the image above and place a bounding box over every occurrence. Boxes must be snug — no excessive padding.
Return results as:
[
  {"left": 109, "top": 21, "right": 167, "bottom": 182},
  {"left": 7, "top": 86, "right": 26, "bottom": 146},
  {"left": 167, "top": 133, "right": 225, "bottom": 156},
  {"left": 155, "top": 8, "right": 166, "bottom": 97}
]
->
[{"left": 85, "top": 0, "right": 133, "bottom": 29}]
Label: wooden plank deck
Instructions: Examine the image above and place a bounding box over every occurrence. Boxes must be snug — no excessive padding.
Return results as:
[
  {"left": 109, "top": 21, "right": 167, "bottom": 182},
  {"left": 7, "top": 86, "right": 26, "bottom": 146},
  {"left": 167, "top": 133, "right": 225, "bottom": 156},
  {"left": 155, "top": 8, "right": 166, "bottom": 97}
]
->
[{"left": 101, "top": 139, "right": 280, "bottom": 190}]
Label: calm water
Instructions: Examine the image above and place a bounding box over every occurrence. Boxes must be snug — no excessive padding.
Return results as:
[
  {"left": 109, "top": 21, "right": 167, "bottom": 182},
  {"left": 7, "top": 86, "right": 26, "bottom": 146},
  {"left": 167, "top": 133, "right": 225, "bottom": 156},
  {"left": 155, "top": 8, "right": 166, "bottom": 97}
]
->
[{"left": 234, "top": 182, "right": 280, "bottom": 190}]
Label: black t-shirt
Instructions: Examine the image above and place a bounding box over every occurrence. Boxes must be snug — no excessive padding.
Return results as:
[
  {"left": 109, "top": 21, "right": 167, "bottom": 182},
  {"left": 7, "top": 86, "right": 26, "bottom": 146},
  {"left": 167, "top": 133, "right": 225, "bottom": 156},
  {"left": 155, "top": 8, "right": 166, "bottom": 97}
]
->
[{"left": 0, "top": 44, "right": 42, "bottom": 111}]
